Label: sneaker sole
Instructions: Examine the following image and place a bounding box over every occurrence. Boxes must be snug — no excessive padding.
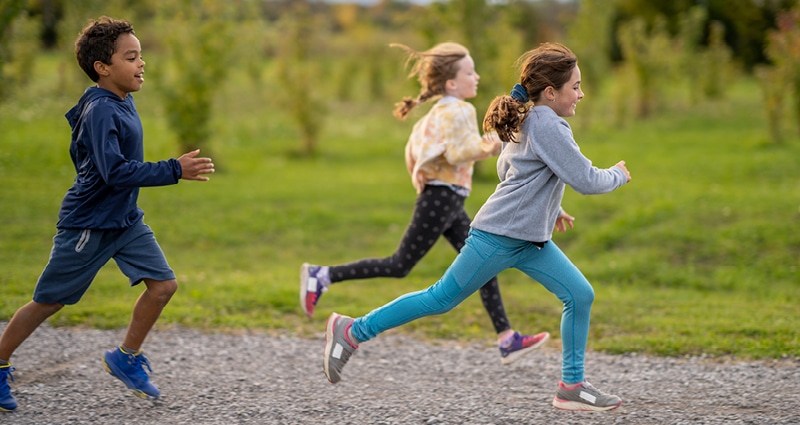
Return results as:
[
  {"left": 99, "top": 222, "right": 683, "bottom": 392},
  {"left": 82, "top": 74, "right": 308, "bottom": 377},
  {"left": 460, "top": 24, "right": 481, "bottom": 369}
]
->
[
  {"left": 102, "top": 357, "right": 158, "bottom": 400},
  {"left": 300, "top": 263, "right": 312, "bottom": 318},
  {"left": 552, "top": 397, "right": 622, "bottom": 411},
  {"left": 323, "top": 313, "right": 340, "bottom": 384},
  {"left": 501, "top": 332, "right": 550, "bottom": 365}
]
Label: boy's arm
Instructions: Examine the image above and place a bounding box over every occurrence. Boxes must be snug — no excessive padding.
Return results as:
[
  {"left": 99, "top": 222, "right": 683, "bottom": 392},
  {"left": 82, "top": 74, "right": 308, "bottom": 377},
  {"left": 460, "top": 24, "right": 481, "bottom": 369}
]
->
[{"left": 87, "top": 111, "right": 213, "bottom": 185}]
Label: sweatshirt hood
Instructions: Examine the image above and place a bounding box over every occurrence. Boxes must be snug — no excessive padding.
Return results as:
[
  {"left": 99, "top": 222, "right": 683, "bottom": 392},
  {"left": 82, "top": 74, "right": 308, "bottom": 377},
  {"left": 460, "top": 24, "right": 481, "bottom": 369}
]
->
[{"left": 65, "top": 86, "right": 124, "bottom": 130}]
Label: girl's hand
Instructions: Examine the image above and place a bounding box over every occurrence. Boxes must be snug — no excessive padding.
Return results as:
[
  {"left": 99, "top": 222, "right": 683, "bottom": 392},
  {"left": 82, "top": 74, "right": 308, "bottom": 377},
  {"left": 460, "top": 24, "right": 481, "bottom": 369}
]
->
[
  {"left": 554, "top": 209, "right": 575, "bottom": 233},
  {"left": 615, "top": 160, "right": 631, "bottom": 183}
]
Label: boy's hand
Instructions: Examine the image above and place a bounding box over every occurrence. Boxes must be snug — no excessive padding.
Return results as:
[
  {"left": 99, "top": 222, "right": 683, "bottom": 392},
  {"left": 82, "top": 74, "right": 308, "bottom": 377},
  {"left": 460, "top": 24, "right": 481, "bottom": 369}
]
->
[{"left": 178, "top": 149, "right": 215, "bottom": 181}]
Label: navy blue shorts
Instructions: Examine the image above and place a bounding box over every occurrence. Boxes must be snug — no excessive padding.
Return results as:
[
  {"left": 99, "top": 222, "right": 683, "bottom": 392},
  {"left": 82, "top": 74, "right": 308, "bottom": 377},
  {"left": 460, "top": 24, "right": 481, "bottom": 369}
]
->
[{"left": 33, "top": 219, "right": 175, "bottom": 305}]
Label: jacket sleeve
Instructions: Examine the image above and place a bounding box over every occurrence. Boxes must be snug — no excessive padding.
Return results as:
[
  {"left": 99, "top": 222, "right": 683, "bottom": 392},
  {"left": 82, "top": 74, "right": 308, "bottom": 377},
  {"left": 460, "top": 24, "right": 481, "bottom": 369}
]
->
[
  {"left": 442, "top": 102, "right": 500, "bottom": 165},
  {"left": 86, "top": 107, "right": 181, "bottom": 187},
  {"left": 533, "top": 118, "right": 627, "bottom": 195}
]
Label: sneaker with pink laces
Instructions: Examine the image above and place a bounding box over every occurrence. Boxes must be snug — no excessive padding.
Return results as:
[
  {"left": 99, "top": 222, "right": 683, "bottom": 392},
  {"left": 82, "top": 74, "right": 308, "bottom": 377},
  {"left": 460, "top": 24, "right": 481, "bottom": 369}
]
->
[{"left": 552, "top": 380, "right": 622, "bottom": 411}]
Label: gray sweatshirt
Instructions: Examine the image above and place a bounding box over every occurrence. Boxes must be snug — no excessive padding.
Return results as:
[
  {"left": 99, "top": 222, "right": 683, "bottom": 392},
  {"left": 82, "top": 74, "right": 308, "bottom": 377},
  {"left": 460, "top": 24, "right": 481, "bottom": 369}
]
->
[{"left": 472, "top": 105, "right": 628, "bottom": 242}]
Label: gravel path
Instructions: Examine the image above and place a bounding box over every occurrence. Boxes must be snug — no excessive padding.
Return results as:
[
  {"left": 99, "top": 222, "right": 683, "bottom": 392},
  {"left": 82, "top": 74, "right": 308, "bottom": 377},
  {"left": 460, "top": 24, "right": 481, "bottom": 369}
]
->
[{"left": 1, "top": 322, "right": 798, "bottom": 424}]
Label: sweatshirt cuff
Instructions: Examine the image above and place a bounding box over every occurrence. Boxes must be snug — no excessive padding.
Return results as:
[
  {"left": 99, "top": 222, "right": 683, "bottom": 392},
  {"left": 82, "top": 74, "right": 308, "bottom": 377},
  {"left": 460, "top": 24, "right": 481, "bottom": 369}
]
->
[{"left": 170, "top": 158, "right": 182, "bottom": 182}]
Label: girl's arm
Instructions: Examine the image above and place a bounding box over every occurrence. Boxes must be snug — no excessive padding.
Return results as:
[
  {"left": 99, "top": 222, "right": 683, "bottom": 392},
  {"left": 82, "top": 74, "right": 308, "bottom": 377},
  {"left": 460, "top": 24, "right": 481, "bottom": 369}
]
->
[
  {"left": 442, "top": 102, "right": 501, "bottom": 164},
  {"left": 535, "top": 118, "right": 628, "bottom": 195}
]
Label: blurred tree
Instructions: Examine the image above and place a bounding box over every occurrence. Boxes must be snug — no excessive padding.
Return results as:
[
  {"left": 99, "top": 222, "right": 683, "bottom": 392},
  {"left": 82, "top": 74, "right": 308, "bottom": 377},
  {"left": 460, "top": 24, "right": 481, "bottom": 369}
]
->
[
  {"left": 698, "top": 20, "right": 734, "bottom": 100},
  {"left": 273, "top": 0, "right": 329, "bottom": 157},
  {"left": 329, "top": 3, "right": 393, "bottom": 103},
  {"left": 567, "top": 0, "right": 614, "bottom": 128},
  {"left": 613, "top": 0, "right": 798, "bottom": 70},
  {"left": 0, "top": 0, "right": 36, "bottom": 103},
  {"left": 419, "top": 0, "right": 502, "bottom": 116},
  {"left": 55, "top": 0, "right": 133, "bottom": 98},
  {"left": 676, "top": 5, "right": 708, "bottom": 105},
  {"left": 153, "top": 0, "right": 237, "bottom": 154},
  {"left": 505, "top": 0, "right": 542, "bottom": 50},
  {"left": 756, "top": 65, "right": 786, "bottom": 144},
  {"left": 617, "top": 16, "right": 674, "bottom": 118},
  {"left": 765, "top": 6, "right": 800, "bottom": 139}
]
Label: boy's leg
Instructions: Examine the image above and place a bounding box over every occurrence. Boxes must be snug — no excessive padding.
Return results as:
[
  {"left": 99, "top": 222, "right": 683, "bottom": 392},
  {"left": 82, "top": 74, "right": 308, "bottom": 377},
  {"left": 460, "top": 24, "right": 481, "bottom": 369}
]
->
[
  {"left": 104, "top": 220, "right": 177, "bottom": 399},
  {"left": 0, "top": 301, "right": 63, "bottom": 361},
  {"left": 123, "top": 278, "right": 178, "bottom": 351},
  {"left": 102, "top": 278, "right": 176, "bottom": 400},
  {"left": 113, "top": 220, "right": 178, "bottom": 350},
  {"left": 0, "top": 301, "right": 62, "bottom": 412}
]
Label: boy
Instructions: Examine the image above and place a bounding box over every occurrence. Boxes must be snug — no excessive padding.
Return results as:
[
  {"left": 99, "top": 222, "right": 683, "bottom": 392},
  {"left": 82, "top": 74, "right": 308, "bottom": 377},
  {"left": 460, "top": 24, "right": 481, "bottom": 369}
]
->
[{"left": 0, "top": 16, "right": 214, "bottom": 411}]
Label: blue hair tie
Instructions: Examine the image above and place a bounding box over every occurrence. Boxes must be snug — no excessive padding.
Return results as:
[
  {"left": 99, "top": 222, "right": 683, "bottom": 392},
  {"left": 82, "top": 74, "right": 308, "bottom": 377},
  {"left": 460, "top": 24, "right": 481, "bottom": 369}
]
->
[{"left": 510, "top": 84, "right": 528, "bottom": 102}]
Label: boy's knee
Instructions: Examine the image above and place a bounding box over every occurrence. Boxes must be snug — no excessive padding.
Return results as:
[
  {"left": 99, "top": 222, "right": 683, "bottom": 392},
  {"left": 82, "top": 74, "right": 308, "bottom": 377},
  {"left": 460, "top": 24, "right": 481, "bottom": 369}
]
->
[
  {"left": 32, "top": 301, "right": 65, "bottom": 316},
  {"left": 145, "top": 278, "right": 178, "bottom": 300}
]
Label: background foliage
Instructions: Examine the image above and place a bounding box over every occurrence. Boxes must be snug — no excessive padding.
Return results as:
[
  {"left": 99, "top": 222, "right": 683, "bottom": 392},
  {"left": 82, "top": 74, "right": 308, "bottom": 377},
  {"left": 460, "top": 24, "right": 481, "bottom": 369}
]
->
[{"left": 0, "top": 0, "right": 798, "bottom": 360}]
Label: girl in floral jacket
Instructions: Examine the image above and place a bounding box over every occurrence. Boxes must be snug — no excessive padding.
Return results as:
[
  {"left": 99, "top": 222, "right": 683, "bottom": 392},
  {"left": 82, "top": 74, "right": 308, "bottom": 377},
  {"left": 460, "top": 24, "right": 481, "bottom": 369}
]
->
[{"left": 301, "top": 42, "right": 549, "bottom": 365}]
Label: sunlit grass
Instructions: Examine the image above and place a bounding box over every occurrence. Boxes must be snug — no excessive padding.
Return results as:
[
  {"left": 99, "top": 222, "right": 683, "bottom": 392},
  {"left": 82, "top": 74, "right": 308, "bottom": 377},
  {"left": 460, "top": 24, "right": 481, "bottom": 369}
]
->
[{"left": 1, "top": 53, "right": 798, "bottom": 360}]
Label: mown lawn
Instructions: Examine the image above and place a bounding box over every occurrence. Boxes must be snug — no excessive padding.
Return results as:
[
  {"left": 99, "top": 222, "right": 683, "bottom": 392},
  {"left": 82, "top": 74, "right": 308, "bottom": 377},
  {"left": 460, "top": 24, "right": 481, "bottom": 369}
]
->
[{"left": 1, "top": 53, "right": 797, "bottom": 360}]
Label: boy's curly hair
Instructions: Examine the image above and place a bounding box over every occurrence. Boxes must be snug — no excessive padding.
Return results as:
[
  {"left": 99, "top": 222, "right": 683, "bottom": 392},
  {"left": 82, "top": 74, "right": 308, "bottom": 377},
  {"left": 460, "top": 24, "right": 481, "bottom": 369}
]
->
[{"left": 75, "top": 16, "right": 135, "bottom": 82}]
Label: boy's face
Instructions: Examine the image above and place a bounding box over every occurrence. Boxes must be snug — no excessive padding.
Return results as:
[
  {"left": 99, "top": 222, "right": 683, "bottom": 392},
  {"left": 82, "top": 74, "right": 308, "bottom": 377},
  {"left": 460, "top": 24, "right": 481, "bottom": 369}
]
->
[{"left": 95, "top": 33, "right": 145, "bottom": 99}]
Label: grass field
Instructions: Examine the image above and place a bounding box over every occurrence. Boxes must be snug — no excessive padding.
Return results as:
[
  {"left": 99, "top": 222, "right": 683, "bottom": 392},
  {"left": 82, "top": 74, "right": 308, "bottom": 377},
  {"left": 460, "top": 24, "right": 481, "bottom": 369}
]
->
[{"left": 1, "top": 53, "right": 798, "bottom": 360}]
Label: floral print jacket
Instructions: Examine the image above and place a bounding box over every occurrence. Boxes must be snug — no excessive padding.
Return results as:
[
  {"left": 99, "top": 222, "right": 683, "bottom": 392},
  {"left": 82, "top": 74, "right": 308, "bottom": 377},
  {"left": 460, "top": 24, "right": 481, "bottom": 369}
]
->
[{"left": 405, "top": 96, "right": 501, "bottom": 194}]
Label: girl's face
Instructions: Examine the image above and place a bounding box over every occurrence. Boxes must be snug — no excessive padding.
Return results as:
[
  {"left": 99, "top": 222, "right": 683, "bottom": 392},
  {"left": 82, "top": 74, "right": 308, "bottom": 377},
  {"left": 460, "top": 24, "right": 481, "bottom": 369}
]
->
[
  {"left": 549, "top": 65, "right": 583, "bottom": 117},
  {"left": 446, "top": 55, "right": 479, "bottom": 100}
]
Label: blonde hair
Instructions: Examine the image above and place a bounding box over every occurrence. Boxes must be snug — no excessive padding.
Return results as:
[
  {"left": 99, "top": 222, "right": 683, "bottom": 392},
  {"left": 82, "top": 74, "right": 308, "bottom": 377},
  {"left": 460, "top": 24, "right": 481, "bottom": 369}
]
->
[
  {"left": 391, "top": 42, "right": 470, "bottom": 120},
  {"left": 483, "top": 43, "right": 578, "bottom": 143}
]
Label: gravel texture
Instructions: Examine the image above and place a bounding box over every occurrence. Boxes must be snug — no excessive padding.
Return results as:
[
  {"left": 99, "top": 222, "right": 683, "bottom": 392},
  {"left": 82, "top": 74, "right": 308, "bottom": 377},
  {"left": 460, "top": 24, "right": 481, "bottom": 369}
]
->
[{"left": 1, "top": 322, "right": 798, "bottom": 424}]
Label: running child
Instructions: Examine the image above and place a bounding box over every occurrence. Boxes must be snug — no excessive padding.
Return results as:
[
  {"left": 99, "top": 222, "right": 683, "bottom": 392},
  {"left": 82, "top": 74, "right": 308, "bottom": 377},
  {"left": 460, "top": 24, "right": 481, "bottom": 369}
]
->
[
  {"left": 301, "top": 42, "right": 549, "bottom": 364},
  {"left": 0, "top": 16, "right": 215, "bottom": 411},
  {"left": 322, "top": 42, "right": 631, "bottom": 412}
]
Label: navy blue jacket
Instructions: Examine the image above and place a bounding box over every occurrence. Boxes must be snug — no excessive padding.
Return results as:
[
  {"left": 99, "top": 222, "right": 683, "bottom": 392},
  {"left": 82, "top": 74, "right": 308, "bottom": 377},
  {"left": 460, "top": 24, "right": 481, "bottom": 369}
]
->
[{"left": 57, "top": 87, "right": 182, "bottom": 229}]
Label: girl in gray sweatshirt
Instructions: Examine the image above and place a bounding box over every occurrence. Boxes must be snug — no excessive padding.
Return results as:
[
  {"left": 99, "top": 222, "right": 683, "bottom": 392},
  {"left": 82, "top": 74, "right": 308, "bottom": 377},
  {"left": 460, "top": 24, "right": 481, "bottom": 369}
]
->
[{"left": 322, "top": 42, "right": 631, "bottom": 412}]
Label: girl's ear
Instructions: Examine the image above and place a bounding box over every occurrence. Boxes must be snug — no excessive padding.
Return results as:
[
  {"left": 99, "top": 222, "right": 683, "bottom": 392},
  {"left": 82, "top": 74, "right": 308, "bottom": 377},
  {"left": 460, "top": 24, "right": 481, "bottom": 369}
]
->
[
  {"left": 545, "top": 86, "right": 556, "bottom": 102},
  {"left": 445, "top": 78, "right": 457, "bottom": 93}
]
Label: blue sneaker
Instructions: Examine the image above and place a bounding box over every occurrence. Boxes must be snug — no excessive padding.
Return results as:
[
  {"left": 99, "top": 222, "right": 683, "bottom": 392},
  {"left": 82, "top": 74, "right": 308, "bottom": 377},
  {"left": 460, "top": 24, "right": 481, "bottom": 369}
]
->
[
  {"left": 499, "top": 331, "right": 549, "bottom": 365},
  {"left": 300, "top": 263, "right": 330, "bottom": 318},
  {"left": 102, "top": 347, "right": 160, "bottom": 399},
  {"left": 0, "top": 364, "right": 16, "bottom": 411}
]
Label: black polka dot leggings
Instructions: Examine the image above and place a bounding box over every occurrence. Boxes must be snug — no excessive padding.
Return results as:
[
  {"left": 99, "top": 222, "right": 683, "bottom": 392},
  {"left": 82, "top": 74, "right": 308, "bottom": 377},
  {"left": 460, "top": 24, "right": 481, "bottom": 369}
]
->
[{"left": 329, "top": 185, "right": 512, "bottom": 334}]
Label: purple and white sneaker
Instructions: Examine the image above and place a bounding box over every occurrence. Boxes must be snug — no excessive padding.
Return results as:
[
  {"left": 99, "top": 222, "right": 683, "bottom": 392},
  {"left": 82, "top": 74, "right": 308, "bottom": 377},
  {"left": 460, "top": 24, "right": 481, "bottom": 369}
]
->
[
  {"left": 300, "top": 263, "right": 330, "bottom": 318},
  {"left": 500, "top": 331, "right": 549, "bottom": 365}
]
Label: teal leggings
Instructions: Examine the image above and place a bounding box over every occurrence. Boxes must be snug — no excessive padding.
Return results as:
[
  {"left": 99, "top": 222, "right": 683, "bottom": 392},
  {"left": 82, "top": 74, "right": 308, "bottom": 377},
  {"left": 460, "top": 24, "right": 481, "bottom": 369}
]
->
[{"left": 351, "top": 228, "right": 594, "bottom": 384}]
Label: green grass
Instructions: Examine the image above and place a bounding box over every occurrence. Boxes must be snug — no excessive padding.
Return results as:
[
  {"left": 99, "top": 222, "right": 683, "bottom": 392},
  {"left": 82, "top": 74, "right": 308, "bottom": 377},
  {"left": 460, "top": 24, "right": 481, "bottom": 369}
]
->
[{"left": 1, "top": 53, "right": 798, "bottom": 360}]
